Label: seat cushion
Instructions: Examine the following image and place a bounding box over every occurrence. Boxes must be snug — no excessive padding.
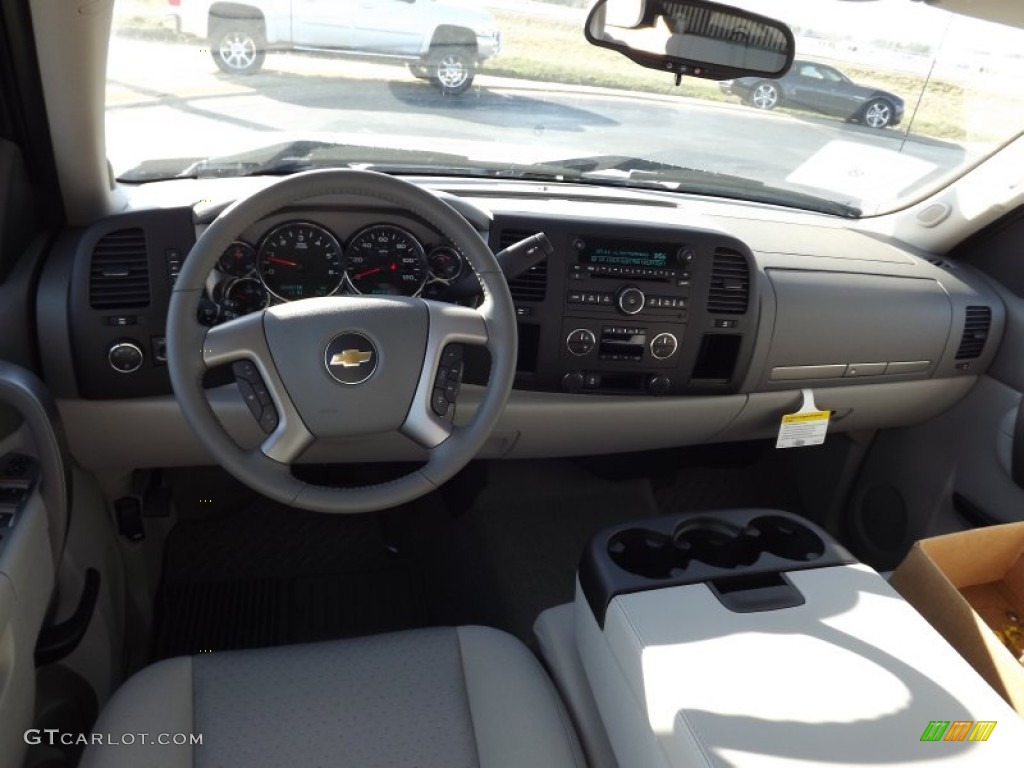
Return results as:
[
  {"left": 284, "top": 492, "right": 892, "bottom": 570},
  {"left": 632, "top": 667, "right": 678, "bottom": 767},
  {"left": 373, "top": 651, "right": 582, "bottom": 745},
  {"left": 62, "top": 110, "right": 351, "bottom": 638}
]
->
[{"left": 81, "top": 626, "right": 585, "bottom": 768}]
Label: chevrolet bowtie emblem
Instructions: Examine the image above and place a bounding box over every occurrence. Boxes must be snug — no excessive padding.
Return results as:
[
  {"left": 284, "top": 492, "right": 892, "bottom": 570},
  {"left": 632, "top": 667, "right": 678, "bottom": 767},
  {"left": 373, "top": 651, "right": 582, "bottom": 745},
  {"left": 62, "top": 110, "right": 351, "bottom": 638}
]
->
[{"left": 330, "top": 349, "right": 373, "bottom": 368}]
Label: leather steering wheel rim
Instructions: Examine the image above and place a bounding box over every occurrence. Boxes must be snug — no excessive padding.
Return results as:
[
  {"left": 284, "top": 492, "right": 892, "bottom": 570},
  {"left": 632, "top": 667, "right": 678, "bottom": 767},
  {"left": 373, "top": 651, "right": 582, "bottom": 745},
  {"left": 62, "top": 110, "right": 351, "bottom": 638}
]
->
[{"left": 167, "top": 169, "right": 517, "bottom": 513}]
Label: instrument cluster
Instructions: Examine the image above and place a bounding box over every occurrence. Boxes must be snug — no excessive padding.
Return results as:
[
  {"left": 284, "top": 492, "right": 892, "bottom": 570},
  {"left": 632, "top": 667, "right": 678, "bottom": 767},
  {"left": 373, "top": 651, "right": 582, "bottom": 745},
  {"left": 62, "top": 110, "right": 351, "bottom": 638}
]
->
[{"left": 201, "top": 220, "right": 468, "bottom": 325}]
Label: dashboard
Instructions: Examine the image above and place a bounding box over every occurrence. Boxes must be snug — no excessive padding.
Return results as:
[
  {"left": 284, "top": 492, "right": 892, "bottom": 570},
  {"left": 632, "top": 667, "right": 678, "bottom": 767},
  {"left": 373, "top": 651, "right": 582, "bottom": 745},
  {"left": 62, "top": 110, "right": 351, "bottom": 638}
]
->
[{"left": 35, "top": 179, "right": 1006, "bottom": 469}]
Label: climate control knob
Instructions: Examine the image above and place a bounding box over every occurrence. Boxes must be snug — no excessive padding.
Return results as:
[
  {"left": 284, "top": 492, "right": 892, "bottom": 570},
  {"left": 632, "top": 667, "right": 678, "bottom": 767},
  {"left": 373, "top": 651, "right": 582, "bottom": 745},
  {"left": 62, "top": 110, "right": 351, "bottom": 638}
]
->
[
  {"left": 108, "top": 341, "right": 144, "bottom": 374},
  {"left": 650, "top": 332, "right": 679, "bottom": 360},
  {"left": 566, "top": 328, "right": 596, "bottom": 356},
  {"left": 617, "top": 286, "right": 645, "bottom": 315}
]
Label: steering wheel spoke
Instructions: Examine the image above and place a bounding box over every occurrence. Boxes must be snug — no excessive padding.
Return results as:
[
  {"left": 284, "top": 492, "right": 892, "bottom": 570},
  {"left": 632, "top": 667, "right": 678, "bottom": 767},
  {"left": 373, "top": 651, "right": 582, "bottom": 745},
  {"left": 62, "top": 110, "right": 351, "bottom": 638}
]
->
[
  {"left": 401, "top": 301, "right": 488, "bottom": 449},
  {"left": 203, "top": 313, "right": 315, "bottom": 464}
]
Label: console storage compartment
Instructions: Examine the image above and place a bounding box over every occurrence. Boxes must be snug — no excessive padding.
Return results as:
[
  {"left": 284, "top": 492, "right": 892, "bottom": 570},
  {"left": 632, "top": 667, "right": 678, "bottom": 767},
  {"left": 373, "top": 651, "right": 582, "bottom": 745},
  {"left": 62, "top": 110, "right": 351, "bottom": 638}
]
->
[{"left": 571, "top": 510, "right": 1024, "bottom": 767}]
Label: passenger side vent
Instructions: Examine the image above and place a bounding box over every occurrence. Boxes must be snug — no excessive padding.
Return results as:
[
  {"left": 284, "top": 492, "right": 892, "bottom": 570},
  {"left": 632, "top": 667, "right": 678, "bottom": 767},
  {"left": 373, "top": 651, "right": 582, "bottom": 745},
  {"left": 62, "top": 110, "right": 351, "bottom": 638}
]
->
[
  {"left": 707, "top": 248, "right": 750, "bottom": 314},
  {"left": 89, "top": 228, "right": 150, "bottom": 309},
  {"left": 499, "top": 228, "right": 547, "bottom": 303},
  {"left": 956, "top": 306, "right": 992, "bottom": 360}
]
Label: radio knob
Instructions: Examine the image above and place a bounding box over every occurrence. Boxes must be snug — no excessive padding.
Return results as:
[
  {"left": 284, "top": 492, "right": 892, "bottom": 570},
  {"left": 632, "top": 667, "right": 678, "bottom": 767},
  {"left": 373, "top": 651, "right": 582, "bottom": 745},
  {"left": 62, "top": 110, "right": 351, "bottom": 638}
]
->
[
  {"left": 561, "top": 371, "right": 585, "bottom": 393},
  {"left": 647, "top": 375, "right": 671, "bottom": 396},
  {"left": 617, "top": 286, "right": 645, "bottom": 315},
  {"left": 108, "top": 341, "right": 144, "bottom": 373}
]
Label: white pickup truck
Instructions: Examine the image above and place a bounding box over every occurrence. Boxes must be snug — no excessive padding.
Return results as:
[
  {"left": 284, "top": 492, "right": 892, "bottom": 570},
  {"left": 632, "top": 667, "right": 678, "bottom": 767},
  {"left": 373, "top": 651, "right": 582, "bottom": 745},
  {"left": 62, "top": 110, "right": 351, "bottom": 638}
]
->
[{"left": 169, "top": 0, "right": 502, "bottom": 94}]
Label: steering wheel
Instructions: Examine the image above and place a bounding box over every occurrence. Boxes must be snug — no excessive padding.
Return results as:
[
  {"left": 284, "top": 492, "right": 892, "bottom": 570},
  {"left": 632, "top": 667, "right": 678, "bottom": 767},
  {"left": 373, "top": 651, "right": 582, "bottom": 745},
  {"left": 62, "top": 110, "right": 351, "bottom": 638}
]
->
[{"left": 167, "top": 170, "right": 517, "bottom": 513}]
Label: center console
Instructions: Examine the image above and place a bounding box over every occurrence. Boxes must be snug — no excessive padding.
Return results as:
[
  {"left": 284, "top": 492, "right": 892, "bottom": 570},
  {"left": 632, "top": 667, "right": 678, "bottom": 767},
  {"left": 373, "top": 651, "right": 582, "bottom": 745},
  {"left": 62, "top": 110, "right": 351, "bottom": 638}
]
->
[
  {"left": 495, "top": 215, "right": 759, "bottom": 398},
  {"left": 537, "top": 510, "right": 1024, "bottom": 768}
]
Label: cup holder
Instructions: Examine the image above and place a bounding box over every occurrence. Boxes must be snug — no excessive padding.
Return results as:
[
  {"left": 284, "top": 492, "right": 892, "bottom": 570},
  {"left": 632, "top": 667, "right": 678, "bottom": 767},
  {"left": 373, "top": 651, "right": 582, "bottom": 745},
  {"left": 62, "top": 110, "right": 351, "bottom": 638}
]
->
[
  {"left": 748, "top": 514, "right": 826, "bottom": 562},
  {"left": 607, "top": 514, "right": 826, "bottom": 578},
  {"left": 607, "top": 530, "right": 678, "bottom": 579}
]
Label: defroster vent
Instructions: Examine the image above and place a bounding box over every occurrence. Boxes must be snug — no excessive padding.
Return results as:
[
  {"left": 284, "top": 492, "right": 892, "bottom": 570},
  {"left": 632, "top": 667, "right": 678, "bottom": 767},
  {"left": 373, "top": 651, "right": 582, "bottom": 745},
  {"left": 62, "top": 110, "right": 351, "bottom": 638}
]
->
[
  {"left": 89, "top": 228, "right": 150, "bottom": 309},
  {"left": 707, "top": 248, "right": 749, "bottom": 314},
  {"left": 956, "top": 306, "right": 991, "bottom": 360},
  {"left": 500, "top": 229, "right": 547, "bottom": 303}
]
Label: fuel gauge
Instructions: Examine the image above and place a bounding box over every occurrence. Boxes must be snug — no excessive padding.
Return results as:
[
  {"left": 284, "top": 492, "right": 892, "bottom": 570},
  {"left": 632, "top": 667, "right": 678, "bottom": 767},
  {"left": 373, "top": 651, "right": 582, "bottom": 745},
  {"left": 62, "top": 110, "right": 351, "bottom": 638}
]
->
[
  {"left": 218, "top": 241, "right": 257, "bottom": 277},
  {"left": 427, "top": 246, "right": 464, "bottom": 282}
]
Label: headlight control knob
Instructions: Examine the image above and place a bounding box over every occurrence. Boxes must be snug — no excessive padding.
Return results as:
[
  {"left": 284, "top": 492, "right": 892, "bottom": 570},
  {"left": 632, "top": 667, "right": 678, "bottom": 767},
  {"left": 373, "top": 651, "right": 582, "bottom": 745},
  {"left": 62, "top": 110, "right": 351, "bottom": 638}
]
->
[{"left": 108, "top": 341, "right": 144, "bottom": 374}]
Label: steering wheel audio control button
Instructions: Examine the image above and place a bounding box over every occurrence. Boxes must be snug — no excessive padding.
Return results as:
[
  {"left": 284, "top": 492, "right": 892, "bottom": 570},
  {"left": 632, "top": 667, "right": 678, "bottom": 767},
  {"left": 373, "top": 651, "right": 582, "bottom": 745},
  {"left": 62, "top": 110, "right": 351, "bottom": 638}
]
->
[
  {"left": 431, "top": 344, "right": 465, "bottom": 420},
  {"left": 431, "top": 391, "right": 450, "bottom": 418},
  {"left": 232, "top": 360, "right": 280, "bottom": 434},
  {"left": 259, "top": 409, "right": 279, "bottom": 434}
]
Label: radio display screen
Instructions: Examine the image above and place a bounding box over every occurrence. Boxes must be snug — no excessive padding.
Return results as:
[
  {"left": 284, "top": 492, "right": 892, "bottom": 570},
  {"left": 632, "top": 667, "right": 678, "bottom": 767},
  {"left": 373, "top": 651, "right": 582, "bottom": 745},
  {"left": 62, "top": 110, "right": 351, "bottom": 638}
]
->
[{"left": 581, "top": 238, "right": 675, "bottom": 268}]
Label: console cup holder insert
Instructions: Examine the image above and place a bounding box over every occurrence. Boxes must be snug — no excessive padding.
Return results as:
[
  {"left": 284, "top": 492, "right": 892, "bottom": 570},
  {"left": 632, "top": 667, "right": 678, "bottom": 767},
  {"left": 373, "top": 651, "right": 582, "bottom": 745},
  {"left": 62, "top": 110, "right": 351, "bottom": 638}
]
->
[
  {"left": 748, "top": 514, "right": 826, "bottom": 562},
  {"left": 608, "top": 514, "right": 826, "bottom": 577}
]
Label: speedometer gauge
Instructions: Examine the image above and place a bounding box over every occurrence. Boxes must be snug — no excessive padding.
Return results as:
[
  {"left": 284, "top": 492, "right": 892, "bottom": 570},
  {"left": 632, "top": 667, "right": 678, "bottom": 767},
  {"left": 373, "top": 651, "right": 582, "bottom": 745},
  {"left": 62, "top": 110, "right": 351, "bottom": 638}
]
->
[
  {"left": 346, "top": 225, "right": 427, "bottom": 296},
  {"left": 257, "top": 222, "right": 344, "bottom": 301}
]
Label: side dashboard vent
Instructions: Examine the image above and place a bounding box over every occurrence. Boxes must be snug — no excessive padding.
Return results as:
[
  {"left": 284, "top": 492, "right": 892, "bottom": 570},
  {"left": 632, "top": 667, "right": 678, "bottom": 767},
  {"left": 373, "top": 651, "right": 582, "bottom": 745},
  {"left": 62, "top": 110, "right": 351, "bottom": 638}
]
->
[
  {"left": 956, "top": 306, "right": 992, "bottom": 360},
  {"left": 90, "top": 228, "right": 151, "bottom": 309},
  {"left": 707, "top": 248, "right": 750, "bottom": 315},
  {"left": 499, "top": 229, "right": 547, "bottom": 303}
]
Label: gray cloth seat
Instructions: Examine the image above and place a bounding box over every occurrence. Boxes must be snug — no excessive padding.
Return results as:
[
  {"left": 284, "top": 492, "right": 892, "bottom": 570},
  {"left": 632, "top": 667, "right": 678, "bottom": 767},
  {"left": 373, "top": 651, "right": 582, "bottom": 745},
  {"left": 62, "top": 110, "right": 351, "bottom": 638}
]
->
[{"left": 81, "top": 626, "right": 586, "bottom": 768}]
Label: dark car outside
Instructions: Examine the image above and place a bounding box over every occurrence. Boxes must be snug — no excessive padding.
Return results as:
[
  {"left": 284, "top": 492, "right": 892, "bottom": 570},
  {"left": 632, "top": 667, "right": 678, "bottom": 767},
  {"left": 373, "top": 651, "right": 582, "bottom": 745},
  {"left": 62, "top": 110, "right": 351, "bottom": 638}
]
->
[{"left": 720, "top": 59, "right": 905, "bottom": 128}]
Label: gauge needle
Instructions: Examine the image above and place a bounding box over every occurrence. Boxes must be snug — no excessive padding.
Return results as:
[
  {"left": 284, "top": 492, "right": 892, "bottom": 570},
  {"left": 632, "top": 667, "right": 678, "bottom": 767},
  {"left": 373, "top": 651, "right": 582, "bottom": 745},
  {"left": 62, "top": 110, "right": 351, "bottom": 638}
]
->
[
  {"left": 354, "top": 267, "right": 381, "bottom": 279},
  {"left": 266, "top": 256, "right": 298, "bottom": 267}
]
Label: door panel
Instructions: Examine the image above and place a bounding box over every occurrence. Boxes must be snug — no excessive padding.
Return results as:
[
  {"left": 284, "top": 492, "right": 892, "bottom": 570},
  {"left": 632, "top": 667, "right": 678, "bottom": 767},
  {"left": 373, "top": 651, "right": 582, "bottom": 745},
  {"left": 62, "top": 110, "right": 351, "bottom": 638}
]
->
[
  {"left": 292, "top": 0, "right": 353, "bottom": 48},
  {"left": 0, "top": 364, "right": 68, "bottom": 768},
  {"left": 350, "top": 0, "right": 426, "bottom": 55}
]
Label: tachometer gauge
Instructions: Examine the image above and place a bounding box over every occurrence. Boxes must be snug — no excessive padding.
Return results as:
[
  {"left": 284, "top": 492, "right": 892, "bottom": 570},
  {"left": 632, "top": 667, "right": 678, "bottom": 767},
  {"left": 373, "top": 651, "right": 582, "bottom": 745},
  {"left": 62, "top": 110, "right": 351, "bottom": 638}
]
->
[
  {"left": 427, "top": 246, "right": 464, "bottom": 282},
  {"left": 218, "top": 241, "right": 256, "bottom": 276},
  {"left": 346, "top": 225, "right": 427, "bottom": 296},
  {"left": 257, "top": 222, "right": 344, "bottom": 301},
  {"left": 221, "top": 278, "right": 268, "bottom": 320}
]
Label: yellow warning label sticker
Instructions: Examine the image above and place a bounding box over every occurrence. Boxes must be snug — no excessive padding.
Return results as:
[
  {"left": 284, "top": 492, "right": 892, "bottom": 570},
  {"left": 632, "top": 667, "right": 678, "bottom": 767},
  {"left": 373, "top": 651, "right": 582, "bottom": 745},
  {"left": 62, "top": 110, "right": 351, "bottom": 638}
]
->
[
  {"left": 777, "top": 390, "right": 830, "bottom": 449},
  {"left": 781, "top": 411, "right": 831, "bottom": 425}
]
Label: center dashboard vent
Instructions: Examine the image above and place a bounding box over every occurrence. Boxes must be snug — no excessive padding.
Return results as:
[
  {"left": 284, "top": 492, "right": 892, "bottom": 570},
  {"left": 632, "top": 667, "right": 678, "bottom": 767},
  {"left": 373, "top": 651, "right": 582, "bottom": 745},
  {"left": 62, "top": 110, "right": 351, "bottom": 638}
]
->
[
  {"left": 707, "top": 247, "right": 750, "bottom": 315},
  {"left": 499, "top": 228, "right": 547, "bottom": 303},
  {"left": 956, "top": 305, "right": 992, "bottom": 360},
  {"left": 89, "top": 228, "right": 151, "bottom": 309}
]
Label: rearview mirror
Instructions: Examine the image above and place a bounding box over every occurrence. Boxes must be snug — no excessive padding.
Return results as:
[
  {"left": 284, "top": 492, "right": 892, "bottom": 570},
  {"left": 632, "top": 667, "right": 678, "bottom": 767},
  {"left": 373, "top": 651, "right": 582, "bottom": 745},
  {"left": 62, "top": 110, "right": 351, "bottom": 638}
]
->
[{"left": 585, "top": 0, "right": 794, "bottom": 82}]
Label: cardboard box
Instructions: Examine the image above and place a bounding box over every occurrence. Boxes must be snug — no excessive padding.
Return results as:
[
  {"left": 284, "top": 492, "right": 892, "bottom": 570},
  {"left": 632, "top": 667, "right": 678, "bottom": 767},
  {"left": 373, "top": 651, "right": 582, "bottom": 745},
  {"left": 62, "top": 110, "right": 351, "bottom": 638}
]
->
[{"left": 890, "top": 523, "right": 1024, "bottom": 715}]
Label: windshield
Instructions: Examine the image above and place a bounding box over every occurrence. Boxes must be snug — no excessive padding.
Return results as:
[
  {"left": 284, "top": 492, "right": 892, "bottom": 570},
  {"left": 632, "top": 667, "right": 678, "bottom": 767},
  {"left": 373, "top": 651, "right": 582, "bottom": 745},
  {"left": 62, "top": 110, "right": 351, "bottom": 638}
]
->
[{"left": 107, "top": 0, "right": 1024, "bottom": 216}]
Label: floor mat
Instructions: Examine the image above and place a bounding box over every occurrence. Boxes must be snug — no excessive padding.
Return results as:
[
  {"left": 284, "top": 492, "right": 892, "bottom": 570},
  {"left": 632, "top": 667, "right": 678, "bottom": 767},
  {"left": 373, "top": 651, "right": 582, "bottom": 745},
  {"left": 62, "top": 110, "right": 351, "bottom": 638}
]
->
[
  {"left": 457, "top": 460, "right": 659, "bottom": 644},
  {"left": 153, "top": 501, "right": 431, "bottom": 660}
]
